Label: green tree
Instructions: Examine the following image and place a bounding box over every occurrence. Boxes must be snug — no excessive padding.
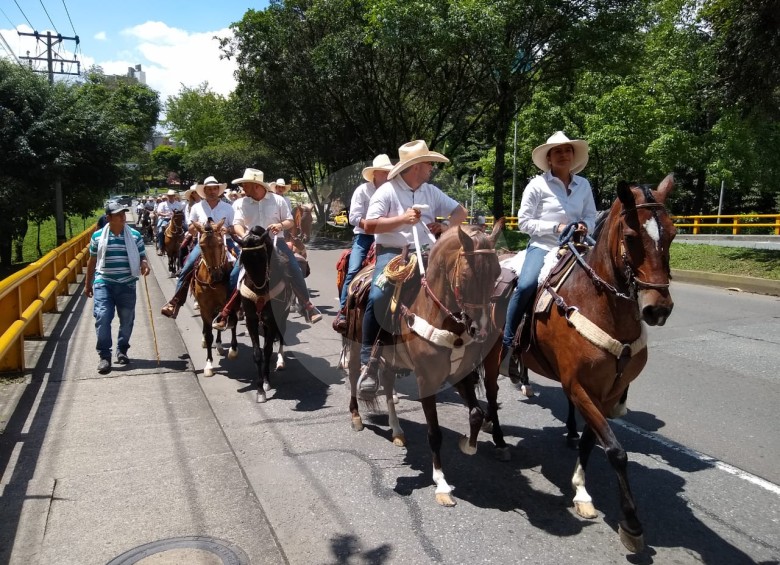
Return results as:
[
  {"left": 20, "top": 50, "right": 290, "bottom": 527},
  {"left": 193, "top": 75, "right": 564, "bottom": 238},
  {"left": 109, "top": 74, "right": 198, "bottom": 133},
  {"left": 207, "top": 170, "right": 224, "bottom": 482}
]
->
[{"left": 164, "top": 83, "right": 231, "bottom": 150}]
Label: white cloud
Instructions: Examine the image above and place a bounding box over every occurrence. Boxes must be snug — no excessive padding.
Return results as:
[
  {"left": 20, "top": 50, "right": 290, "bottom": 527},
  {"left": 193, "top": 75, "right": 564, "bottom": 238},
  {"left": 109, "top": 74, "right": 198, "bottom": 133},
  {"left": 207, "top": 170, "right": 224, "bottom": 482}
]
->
[
  {"left": 94, "top": 31, "right": 107, "bottom": 41},
  {"left": 118, "top": 21, "right": 237, "bottom": 101}
]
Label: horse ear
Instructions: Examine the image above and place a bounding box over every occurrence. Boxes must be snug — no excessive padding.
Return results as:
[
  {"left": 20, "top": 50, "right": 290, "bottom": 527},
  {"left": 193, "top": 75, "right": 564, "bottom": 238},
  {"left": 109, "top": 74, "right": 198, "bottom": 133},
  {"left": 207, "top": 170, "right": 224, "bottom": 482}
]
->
[
  {"left": 215, "top": 218, "right": 225, "bottom": 231},
  {"left": 457, "top": 225, "right": 474, "bottom": 253},
  {"left": 656, "top": 174, "right": 675, "bottom": 201},
  {"left": 489, "top": 217, "right": 505, "bottom": 245},
  {"left": 617, "top": 180, "right": 635, "bottom": 211}
]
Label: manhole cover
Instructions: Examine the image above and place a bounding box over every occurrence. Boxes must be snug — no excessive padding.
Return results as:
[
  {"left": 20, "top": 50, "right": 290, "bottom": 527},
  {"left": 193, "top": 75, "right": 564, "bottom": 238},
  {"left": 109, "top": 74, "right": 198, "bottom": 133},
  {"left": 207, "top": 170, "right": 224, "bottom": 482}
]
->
[{"left": 107, "top": 536, "right": 249, "bottom": 565}]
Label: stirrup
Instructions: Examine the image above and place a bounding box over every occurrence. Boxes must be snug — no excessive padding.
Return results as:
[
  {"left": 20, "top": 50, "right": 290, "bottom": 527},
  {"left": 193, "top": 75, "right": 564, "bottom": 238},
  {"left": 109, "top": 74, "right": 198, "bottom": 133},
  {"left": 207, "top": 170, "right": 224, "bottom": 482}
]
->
[
  {"left": 304, "top": 304, "right": 322, "bottom": 324},
  {"left": 357, "top": 361, "right": 380, "bottom": 394},
  {"left": 212, "top": 312, "right": 236, "bottom": 331}
]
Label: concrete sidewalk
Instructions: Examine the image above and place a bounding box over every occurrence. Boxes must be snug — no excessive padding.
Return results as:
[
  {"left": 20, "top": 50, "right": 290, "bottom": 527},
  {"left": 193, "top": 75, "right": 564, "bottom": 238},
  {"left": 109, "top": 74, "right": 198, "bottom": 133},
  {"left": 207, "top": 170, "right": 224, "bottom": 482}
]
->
[{"left": 0, "top": 261, "right": 286, "bottom": 564}]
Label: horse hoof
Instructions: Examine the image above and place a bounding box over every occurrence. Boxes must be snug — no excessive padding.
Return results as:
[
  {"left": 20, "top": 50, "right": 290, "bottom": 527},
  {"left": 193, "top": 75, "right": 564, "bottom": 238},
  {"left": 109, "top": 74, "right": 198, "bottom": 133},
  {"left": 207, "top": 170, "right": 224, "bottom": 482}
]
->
[
  {"left": 481, "top": 420, "right": 494, "bottom": 434},
  {"left": 610, "top": 403, "right": 628, "bottom": 419},
  {"left": 618, "top": 525, "right": 645, "bottom": 553},
  {"left": 256, "top": 391, "right": 266, "bottom": 403},
  {"left": 458, "top": 435, "right": 477, "bottom": 455},
  {"left": 216, "top": 345, "right": 226, "bottom": 357},
  {"left": 263, "top": 381, "right": 272, "bottom": 392},
  {"left": 227, "top": 348, "right": 238, "bottom": 360},
  {"left": 494, "top": 446, "right": 511, "bottom": 461},
  {"left": 435, "top": 492, "right": 457, "bottom": 507},
  {"left": 203, "top": 368, "right": 214, "bottom": 378},
  {"left": 566, "top": 433, "right": 580, "bottom": 449},
  {"left": 392, "top": 434, "right": 406, "bottom": 447},
  {"left": 574, "top": 501, "right": 598, "bottom": 519},
  {"left": 392, "top": 393, "right": 399, "bottom": 405},
  {"left": 351, "top": 416, "right": 364, "bottom": 431},
  {"left": 520, "top": 384, "right": 535, "bottom": 398},
  {"left": 276, "top": 363, "right": 285, "bottom": 372}
]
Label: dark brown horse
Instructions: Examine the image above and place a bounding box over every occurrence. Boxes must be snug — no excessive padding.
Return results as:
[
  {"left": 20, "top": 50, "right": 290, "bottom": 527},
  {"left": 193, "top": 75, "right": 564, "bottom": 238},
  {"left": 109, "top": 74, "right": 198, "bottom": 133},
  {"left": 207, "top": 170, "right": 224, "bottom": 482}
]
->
[
  {"left": 191, "top": 219, "right": 238, "bottom": 377},
  {"left": 164, "top": 209, "right": 186, "bottom": 276},
  {"left": 498, "top": 176, "right": 676, "bottom": 553},
  {"left": 343, "top": 221, "right": 506, "bottom": 506},
  {"left": 239, "top": 227, "right": 292, "bottom": 403}
]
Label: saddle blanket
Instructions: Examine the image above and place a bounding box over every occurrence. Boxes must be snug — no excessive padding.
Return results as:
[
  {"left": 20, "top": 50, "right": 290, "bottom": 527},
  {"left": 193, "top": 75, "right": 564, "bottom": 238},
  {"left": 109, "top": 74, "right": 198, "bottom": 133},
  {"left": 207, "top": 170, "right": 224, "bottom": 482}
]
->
[{"left": 500, "top": 248, "right": 559, "bottom": 285}]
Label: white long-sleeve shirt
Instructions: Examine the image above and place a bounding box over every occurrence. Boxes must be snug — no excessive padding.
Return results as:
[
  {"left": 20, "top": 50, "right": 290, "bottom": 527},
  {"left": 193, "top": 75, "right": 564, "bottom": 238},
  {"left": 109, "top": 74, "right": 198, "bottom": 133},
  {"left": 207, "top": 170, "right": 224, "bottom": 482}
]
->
[
  {"left": 348, "top": 181, "right": 377, "bottom": 235},
  {"left": 518, "top": 171, "right": 597, "bottom": 252}
]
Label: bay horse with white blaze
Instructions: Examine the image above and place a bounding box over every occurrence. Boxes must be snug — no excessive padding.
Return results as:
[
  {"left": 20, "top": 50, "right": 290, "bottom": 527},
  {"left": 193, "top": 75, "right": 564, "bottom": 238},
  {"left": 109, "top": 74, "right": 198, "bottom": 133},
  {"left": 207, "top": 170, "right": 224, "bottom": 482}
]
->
[
  {"left": 239, "top": 227, "right": 292, "bottom": 403},
  {"left": 498, "top": 175, "right": 676, "bottom": 553},
  {"left": 343, "top": 221, "right": 507, "bottom": 507},
  {"left": 191, "top": 219, "right": 238, "bottom": 377}
]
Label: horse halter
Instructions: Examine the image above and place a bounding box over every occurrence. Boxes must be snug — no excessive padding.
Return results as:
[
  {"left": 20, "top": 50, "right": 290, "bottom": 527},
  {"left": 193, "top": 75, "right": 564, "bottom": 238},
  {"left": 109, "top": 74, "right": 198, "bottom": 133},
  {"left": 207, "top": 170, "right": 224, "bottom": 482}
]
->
[
  {"left": 197, "top": 228, "right": 228, "bottom": 285},
  {"left": 617, "top": 188, "right": 671, "bottom": 294}
]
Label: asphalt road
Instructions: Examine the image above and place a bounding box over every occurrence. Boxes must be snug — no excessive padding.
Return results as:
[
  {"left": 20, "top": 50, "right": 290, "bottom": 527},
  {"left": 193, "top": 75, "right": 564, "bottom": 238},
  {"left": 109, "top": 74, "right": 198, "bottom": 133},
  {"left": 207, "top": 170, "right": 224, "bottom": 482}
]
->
[{"left": 146, "top": 230, "right": 780, "bottom": 565}]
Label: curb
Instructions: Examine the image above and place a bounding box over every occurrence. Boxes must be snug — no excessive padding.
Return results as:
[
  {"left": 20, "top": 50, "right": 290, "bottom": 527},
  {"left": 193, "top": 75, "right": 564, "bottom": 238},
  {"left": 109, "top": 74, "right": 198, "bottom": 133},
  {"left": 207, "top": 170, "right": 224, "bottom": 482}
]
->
[{"left": 672, "top": 269, "right": 780, "bottom": 297}]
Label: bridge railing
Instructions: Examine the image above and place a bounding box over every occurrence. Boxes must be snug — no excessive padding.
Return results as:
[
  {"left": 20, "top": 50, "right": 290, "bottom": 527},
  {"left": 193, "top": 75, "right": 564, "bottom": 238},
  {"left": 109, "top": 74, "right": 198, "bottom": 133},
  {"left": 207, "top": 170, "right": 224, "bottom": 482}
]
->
[
  {"left": 0, "top": 226, "right": 95, "bottom": 374},
  {"left": 671, "top": 214, "right": 780, "bottom": 235}
]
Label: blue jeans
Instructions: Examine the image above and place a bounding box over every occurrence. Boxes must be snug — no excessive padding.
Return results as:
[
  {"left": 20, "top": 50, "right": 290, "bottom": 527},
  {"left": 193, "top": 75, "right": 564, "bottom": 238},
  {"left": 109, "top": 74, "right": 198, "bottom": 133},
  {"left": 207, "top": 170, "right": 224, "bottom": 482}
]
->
[
  {"left": 360, "top": 247, "right": 398, "bottom": 365},
  {"left": 175, "top": 243, "right": 201, "bottom": 293},
  {"left": 229, "top": 238, "right": 309, "bottom": 302},
  {"left": 93, "top": 282, "right": 137, "bottom": 359},
  {"left": 156, "top": 218, "right": 169, "bottom": 251},
  {"left": 503, "top": 245, "right": 548, "bottom": 350},
  {"left": 339, "top": 234, "right": 374, "bottom": 312}
]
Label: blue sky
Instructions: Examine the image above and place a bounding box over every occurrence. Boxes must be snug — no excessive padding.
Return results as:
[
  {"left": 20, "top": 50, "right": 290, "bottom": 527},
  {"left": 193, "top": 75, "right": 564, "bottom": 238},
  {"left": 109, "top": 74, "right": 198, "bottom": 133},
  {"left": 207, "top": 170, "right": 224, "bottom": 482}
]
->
[{"left": 1, "top": 0, "right": 269, "bottom": 100}]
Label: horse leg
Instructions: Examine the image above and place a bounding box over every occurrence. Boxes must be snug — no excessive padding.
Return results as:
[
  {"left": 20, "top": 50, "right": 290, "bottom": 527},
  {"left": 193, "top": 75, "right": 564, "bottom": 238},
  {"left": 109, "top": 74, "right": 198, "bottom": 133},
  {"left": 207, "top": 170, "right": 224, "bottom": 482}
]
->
[
  {"left": 454, "top": 376, "right": 484, "bottom": 456},
  {"left": 383, "top": 372, "right": 405, "bottom": 446},
  {"left": 215, "top": 329, "right": 226, "bottom": 357},
  {"left": 421, "top": 395, "right": 455, "bottom": 507},
  {"left": 566, "top": 398, "right": 580, "bottom": 447},
  {"left": 244, "top": 309, "right": 265, "bottom": 402},
  {"left": 227, "top": 326, "right": 238, "bottom": 360},
  {"left": 483, "top": 343, "right": 510, "bottom": 461},
  {"left": 610, "top": 385, "right": 629, "bottom": 418},
  {"left": 275, "top": 341, "right": 286, "bottom": 371},
  {"left": 260, "top": 321, "right": 274, "bottom": 397},
  {"left": 571, "top": 385, "right": 644, "bottom": 553},
  {"left": 202, "top": 321, "right": 215, "bottom": 377}
]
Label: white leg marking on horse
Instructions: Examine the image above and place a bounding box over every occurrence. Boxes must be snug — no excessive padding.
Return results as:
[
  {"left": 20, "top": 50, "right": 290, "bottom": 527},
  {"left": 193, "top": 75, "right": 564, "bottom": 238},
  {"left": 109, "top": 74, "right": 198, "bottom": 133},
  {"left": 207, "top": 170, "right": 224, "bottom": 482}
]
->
[
  {"left": 203, "top": 360, "right": 214, "bottom": 378},
  {"left": 644, "top": 217, "right": 660, "bottom": 249},
  {"left": 276, "top": 344, "right": 286, "bottom": 371},
  {"left": 432, "top": 466, "right": 453, "bottom": 495},
  {"left": 572, "top": 461, "right": 592, "bottom": 503}
]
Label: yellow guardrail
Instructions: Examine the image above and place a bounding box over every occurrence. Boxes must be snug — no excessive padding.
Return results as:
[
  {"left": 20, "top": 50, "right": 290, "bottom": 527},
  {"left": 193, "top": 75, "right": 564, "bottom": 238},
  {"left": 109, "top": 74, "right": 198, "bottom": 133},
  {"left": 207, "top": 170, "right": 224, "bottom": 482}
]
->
[
  {"left": 672, "top": 214, "right": 780, "bottom": 235},
  {"left": 0, "top": 225, "right": 95, "bottom": 374}
]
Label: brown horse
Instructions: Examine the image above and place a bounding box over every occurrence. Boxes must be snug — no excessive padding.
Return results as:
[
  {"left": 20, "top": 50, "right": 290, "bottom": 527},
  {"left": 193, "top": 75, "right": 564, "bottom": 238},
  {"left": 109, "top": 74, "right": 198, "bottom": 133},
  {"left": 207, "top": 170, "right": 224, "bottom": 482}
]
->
[
  {"left": 343, "top": 221, "right": 506, "bottom": 506},
  {"left": 191, "top": 219, "right": 238, "bottom": 377},
  {"left": 498, "top": 176, "right": 676, "bottom": 553},
  {"left": 239, "top": 227, "right": 293, "bottom": 403},
  {"left": 290, "top": 204, "right": 313, "bottom": 243},
  {"left": 164, "top": 209, "right": 186, "bottom": 276}
]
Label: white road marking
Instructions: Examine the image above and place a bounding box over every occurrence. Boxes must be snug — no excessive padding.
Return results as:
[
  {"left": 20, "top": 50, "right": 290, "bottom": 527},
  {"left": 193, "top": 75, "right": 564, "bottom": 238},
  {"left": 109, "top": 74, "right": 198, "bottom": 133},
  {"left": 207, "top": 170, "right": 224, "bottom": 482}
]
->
[{"left": 613, "top": 418, "right": 780, "bottom": 496}]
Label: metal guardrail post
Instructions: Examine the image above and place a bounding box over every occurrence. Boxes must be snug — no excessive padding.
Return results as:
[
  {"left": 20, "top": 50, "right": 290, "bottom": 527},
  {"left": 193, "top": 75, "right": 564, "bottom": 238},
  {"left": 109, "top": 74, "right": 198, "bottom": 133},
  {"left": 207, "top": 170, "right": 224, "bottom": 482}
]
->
[{"left": 732, "top": 216, "right": 739, "bottom": 235}]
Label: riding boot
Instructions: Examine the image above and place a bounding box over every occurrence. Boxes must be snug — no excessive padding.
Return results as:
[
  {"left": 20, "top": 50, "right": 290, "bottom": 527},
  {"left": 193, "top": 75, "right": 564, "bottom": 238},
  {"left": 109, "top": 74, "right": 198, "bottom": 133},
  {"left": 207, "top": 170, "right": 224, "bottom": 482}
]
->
[
  {"left": 212, "top": 289, "right": 241, "bottom": 331},
  {"left": 160, "top": 276, "right": 191, "bottom": 319},
  {"left": 302, "top": 301, "right": 322, "bottom": 324},
  {"left": 357, "top": 330, "right": 389, "bottom": 394}
]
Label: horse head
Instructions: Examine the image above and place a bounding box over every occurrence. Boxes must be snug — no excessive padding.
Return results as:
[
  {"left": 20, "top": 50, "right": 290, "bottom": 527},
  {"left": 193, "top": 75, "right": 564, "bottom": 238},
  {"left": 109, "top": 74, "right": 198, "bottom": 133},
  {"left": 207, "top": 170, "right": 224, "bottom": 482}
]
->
[
  {"left": 428, "top": 222, "right": 502, "bottom": 343},
  {"left": 614, "top": 174, "right": 676, "bottom": 326},
  {"left": 240, "top": 226, "right": 275, "bottom": 292},
  {"left": 194, "top": 219, "right": 227, "bottom": 282}
]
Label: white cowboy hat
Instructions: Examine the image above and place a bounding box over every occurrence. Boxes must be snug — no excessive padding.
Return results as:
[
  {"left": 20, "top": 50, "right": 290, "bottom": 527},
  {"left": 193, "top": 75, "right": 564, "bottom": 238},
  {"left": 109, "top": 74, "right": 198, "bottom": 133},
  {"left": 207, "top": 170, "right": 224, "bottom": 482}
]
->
[
  {"left": 531, "top": 131, "right": 589, "bottom": 174},
  {"left": 362, "top": 154, "right": 394, "bottom": 182},
  {"left": 271, "top": 178, "right": 291, "bottom": 191},
  {"left": 195, "top": 175, "right": 227, "bottom": 198},
  {"left": 166, "top": 189, "right": 177, "bottom": 196},
  {"left": 388, "top": 140, "right": 449, "bottom": 180},
  {"left": 232, "top": 168, "right": 271, "bottom": 190}
]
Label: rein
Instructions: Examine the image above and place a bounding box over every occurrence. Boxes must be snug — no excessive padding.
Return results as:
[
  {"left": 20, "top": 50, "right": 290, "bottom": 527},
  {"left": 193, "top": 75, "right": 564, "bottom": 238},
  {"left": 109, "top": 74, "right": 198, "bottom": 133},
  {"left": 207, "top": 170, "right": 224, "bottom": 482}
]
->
[{"left": 194, "top": 231, "right": 229, "bottom": 288}]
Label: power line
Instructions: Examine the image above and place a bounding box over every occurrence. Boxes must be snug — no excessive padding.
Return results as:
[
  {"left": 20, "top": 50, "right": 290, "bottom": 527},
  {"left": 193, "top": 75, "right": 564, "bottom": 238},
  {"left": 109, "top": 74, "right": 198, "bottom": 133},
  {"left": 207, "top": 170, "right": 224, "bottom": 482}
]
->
[
  {"left": 60, "top": 0, "right": 77, "bottom": 36},
  {"left": 38, "top": 0, "right": 59, "bottom": 34},
  {"left": 13, "top": 0, "right": 34, "bottom": 29},
  {"left": 0, "top": 31, "right": 22, "bottom": 65},
  {"left": 0, "top": 6, "right": 16, "bottom": 28}
]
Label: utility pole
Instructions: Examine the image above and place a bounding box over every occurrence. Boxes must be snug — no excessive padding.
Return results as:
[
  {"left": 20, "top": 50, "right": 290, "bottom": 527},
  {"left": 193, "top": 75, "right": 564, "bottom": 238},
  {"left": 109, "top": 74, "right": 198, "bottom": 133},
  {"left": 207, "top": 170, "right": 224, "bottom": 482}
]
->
[{"left": 19, "top": 31, "right": 81, "bottom": 245}]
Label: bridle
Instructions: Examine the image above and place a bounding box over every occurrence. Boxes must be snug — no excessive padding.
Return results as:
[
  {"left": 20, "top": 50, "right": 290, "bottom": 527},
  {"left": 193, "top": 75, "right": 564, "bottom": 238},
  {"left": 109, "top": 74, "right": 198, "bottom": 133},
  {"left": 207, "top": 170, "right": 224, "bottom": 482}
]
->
[{"left": 194, "top": 228, "right": 228, "bottom": 287}]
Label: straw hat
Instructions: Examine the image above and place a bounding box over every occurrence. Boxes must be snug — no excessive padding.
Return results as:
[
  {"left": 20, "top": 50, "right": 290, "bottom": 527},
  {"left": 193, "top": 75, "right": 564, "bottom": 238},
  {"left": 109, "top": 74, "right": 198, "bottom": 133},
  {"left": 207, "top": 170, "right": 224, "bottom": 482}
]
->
[
  {"left": 166, "top": 189, "right": 177, "bottom": 196},
  {"left": 361, "top": 154, "right": 394, "bottom": 182},
  {"left": 195, "top": 175, "right": 227, "bottom": 199},
  {"left": 387, "top": 140, "right": 449, "bottom": 180},
  {"left": 232, "top": 168, "right": 271, "bottom": 190},
  {"left": 531, "top": 131, "right": 589, "bottom": 174}
]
